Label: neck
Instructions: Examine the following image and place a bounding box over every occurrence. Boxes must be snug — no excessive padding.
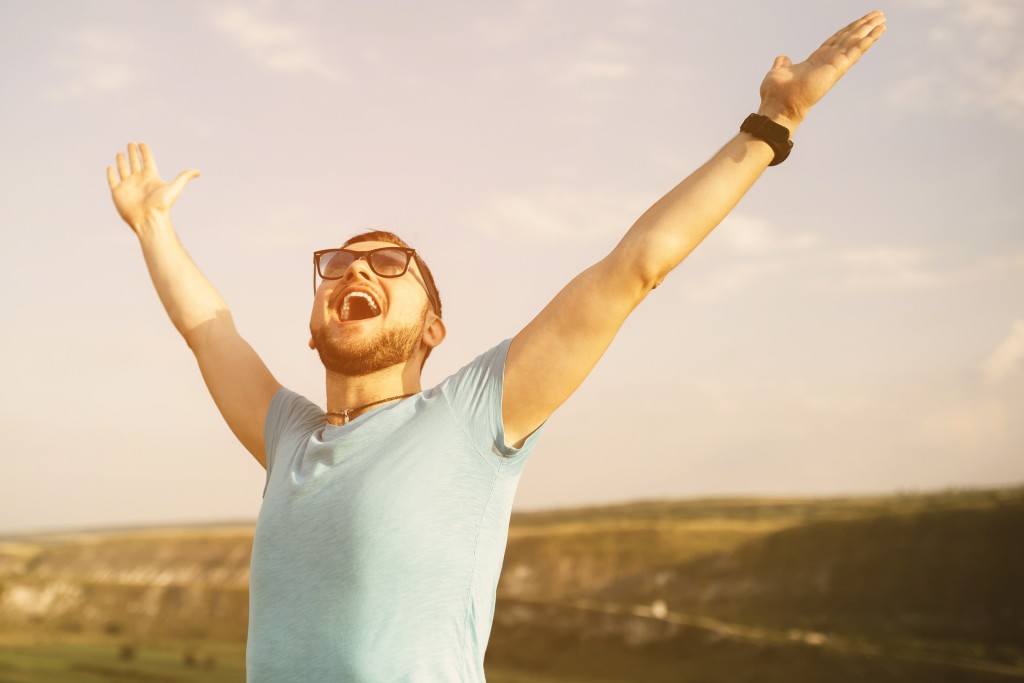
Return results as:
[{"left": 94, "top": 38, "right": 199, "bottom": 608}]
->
[{"left": 324, "top": 361, "right": 423, "bottom": 425}]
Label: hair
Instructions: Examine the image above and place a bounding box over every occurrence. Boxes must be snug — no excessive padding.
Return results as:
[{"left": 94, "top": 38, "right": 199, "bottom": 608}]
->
[{"left": 341, "top": 230, "right": 443, "bottom": 367}]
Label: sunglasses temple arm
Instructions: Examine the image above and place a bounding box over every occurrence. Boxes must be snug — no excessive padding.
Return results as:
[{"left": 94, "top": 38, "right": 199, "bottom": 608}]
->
[{"left": 412, "top": 254, "right": 438, "bottom": 315}]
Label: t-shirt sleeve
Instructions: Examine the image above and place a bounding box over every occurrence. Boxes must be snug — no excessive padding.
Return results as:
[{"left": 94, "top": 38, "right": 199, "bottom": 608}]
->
[
  {"left": 263, "top": 386, "right": 325, "bottom": 476},
  {"left": 439, "top": 338, "right": 546, "bottom": 471}
]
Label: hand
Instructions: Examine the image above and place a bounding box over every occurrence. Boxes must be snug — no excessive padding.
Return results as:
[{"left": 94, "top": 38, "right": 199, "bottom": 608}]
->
[
  {"left": 757, "top": 10, "right": 887, "bottom": 133},
  {"left": 106, "top": 142, "right": 200, "bottom": 232}
]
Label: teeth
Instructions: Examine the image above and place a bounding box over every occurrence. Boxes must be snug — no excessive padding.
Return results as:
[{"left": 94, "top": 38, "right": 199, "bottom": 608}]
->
[{"left": 339, "top": 291, "right": 380, "bottom": 321}]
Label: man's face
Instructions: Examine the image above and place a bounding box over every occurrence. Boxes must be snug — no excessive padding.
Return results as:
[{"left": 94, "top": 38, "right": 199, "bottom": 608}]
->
[{"left": 308, "top": 241, "right": 437, "bottom": 376}]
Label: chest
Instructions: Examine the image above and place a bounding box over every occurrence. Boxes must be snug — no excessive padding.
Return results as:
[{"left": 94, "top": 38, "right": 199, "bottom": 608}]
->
[{"left": 255, "top": 421, "right": 499, "bottom": 581}]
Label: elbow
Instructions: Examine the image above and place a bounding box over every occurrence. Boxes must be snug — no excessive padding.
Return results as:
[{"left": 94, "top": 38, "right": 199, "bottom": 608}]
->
[
  {"left": 639, "top": 260, "right": 669, "bottom": 292},
  {"left": 600, "top": 248, "right": 666, "bottom": 303},
  {"left": 630, "top": 228, "right": 701, "bottom": 292},
  {"left": 615, "top": 234, "right": 675, "bottom": 294}
]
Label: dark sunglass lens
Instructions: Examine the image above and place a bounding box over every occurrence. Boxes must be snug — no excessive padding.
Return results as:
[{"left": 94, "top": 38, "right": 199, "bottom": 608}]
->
[
  {"left": 319, "top": 251, "right": 354, "bottom": 278},
  {"left": 371, "top": 248, "right": 409, "bottom": 276}
]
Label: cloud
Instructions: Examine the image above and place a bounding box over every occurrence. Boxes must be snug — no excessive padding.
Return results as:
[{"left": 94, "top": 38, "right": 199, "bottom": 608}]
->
[
  {"left": 209, "top": 6, "right": 343, "bottom": 82},
  {"left": 717, "top": 214, "right": 820, "bottom": 253},
  {"left": 526, "top": 33, "right": 640, "bottom": 106},
  {"left": 558, "top": 40, "right": 634, "bottom": 81},
  {"left": 471, "top": 198, "right": 820, "bottom": 252},
  {"left": 834, "top": 245, "right": 1024, "bottom": 292},
  {"left": 837, "top": 246, "right": 939, "bottom": 290},
  {"left": 981, "top": 320, "right": 1024, "bottom": 383},
  {"left": 682, "top": 260, "right": 788, "bottom": 302},
  {"left": 548, "top": 38, "right": 635, "bottom": 88},
  {"left": 685, "top": 240, "right": 1007, "bottom": 301},
  {"left": 471, "top": 188, "right": 1019, "bottom": 301},
  {"left": 914, "top": 399, "right": 1009, "bottom": 446},
  {"left": 44, "top": 28, "right": 141, "bottom": 102},
  {"left": 469, "top": 188, "right": 649, "bottom": 244},
  {"left": 652, "top": 214, "right": 807, "bottom": 301},
  {"left": 886, "top": 0, "right": 1024, "bottom": 128},
  {"left": 472, "top": 16, "right": 530, "bottom": 50},
  {"left": 980, "top": 249, "right": 1024, "bottom": 275},
  {"left": 802, "top": 393, "right": 872, "bottom": 415}
]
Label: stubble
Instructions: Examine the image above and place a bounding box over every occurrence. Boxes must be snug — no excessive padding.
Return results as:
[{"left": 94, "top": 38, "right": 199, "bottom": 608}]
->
[{"left": 311, "top": 308, "right": 426, "bottom": 377}]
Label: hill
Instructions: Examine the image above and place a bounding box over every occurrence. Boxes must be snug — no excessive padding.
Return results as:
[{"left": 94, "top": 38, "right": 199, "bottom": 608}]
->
[
  {"left": 1, "top": 486, "right": 1021, "bottom": 682},
  {"left": 593, "top": 498, "right": 1024, "bottom": 643}
]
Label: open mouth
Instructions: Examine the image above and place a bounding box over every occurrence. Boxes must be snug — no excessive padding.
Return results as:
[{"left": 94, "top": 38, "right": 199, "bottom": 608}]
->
[{"left": 338, "top": 291, "right": 381, "bottom": 321}]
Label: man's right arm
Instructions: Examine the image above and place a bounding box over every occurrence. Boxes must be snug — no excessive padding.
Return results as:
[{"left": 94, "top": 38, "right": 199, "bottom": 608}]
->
[{"left": 108, "top": 142, "right": 281, "bottom": 468}]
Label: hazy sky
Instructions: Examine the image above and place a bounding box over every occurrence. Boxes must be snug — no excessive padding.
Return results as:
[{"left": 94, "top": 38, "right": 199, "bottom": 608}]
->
[{"left": 2, "top": 0, "right": 1021, "bottom": 535}]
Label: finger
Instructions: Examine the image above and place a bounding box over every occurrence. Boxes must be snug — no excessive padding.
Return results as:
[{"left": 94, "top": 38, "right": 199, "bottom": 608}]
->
[
  {"left": 106, "top": 166, "right": 118, "bottom": 190},
  {"left": 116, "top": 151, "right": 130, "bottom": 181},
  {"left": 839, "top": 17, "right": 886, "bottom": 59},
  {"left": 139, "top": 142, "right": 159, "bottom": 175},
  {"left": 168, "top": 169, "right": 201, "bottom": 202},
  {"left": 824, "top": 10, "right": 884, "bottom": 48},
  {"left": 852, "top": 22, "right": 886, "bottom": 55},
  {"left": 128, "top": 142, "right": 142, "bottom": 173},
  {"left": 843, "top": 13, "right": 885, "bottom": 45},
  {"left": 823, "top": 17, "right": 861, "bottom": 47},
  {"left": 772, "top": 54, "right": 792, "bottom": 69}
]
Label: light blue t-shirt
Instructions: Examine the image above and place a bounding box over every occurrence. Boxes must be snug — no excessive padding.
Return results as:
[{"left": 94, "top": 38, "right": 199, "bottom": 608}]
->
[{"left": 247, "top": 338, "right": 544, "bottom": 682}]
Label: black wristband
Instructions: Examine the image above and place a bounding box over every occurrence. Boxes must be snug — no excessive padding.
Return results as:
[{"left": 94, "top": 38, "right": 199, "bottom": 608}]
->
[{"left": 740, "top": 113, "right": 793, "bottom": 166}]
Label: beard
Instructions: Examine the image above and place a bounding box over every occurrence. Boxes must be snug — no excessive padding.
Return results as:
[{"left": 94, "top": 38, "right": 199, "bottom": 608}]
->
[{"left": 311, "top": 309, "right": 426, "bottom": 377}]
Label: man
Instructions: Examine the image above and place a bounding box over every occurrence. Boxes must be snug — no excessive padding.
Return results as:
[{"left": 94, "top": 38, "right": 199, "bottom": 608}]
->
[{"left": 106, "top": 11, "right": 885, "bottom": 681}]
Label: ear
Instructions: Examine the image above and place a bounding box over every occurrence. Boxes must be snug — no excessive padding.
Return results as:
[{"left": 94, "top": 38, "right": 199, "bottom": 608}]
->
[{"left": 421, "top": 313, "right": 446, "bottom": 350}]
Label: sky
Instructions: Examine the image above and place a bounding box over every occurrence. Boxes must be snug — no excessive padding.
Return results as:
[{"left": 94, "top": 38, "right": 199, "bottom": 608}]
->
[{"left": 1, "top": 0, "right": 1021, "bottom": 535}]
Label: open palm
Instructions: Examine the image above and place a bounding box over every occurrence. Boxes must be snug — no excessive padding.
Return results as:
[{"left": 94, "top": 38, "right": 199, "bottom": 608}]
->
[
  {"left": 759, "top": 11, "right": 886, "bottom": 129},
  {"left": 106, "top": 142, "right": 200, "bottom": 232}
]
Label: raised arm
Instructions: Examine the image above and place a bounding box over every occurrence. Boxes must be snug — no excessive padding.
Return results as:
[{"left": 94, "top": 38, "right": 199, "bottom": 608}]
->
[
  {"left": 106, "top": 142, "right": 281, "bottom": 467},
  {"left": 502, "top": 11, "right": 887, "bottom": 448}
]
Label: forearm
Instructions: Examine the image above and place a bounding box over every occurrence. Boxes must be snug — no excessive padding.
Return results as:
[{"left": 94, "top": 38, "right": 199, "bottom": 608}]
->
[
  {"left": 134, "top": 209, "right": 233, "bottom": 347},
  {"left": 621, "top": 123, "right": 787, "bottom": 289},
  {"left": 620, "top": 8, "right": 887, "bottom": 290}
]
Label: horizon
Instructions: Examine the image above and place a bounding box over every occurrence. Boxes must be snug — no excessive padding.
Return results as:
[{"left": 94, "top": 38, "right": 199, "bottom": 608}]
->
[{"left": 5, "top": 480, "right": 1021, "bottom": 539}]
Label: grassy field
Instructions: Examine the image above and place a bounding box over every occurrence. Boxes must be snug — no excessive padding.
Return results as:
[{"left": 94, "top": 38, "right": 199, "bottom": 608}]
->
[
  {"left": 0, "top": 640, "right": 245, "bottom": 683},
  {"left": 3, "top": 635, "right": 1022, "bottom": 683},
  {"left": 1, "top": 485, "right": 1021, "bottom": 682},
  {"left": 0, "top": 640, "right": 594, "bottom": 683}
]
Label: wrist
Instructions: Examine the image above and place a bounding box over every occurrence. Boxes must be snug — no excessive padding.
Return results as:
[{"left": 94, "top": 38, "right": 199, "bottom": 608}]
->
[
  {"left": 756, "top": 103, "right": 802, "bottom": 137},
  {"left": 134, "top": 208, "right": 175, "bottom": 242},
  {"left": 740, "top": 113, "right": 793, "bottom": 166}
]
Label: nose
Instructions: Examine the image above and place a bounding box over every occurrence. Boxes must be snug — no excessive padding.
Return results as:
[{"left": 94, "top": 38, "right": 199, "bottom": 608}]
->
[{"left": 341, "top": 255, "right": 375, "bottom": 283}]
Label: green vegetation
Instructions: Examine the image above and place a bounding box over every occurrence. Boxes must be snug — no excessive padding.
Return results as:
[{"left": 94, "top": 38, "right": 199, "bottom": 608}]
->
[
  {"left": 594, "top": 497, "right": 1024, "bottom": 646},
  {"left": 0, "top": 641, "right": 244, "bottom": 683},
  {"left": 0, "top": 641, "right": 585, "bottom": 683},
  {"left": 486, "top": 602, "right": 1024, "bottom": 683},
  {"left": 2, "top": 485, "right": 1021, "bottom": 682}
]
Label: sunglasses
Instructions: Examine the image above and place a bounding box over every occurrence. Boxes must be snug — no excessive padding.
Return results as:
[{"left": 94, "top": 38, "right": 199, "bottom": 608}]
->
[{"left": 313, "top": 246, "right": 441, "bottom": 316}]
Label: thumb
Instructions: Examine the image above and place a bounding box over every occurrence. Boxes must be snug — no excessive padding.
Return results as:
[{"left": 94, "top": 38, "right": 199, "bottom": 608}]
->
[
  {"left": 772, "top": 54, "right": 792, "bottom": 69},
  {"left": 169, "top": 169, "right": 201, "bottom": 201}
]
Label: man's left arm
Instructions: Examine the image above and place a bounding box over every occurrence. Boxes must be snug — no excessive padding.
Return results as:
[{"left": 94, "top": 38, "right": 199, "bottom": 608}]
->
[{"left": 503, "top": 11, "right": 887, "bottom": 447}]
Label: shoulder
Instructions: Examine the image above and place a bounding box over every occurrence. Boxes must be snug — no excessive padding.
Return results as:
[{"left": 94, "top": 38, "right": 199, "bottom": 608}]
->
[
  {"left": 436, "top": 339, "right": 512, "bottom": 399},
  {"left": 267, "top": 387, "right": 325, "bottom": 436}
]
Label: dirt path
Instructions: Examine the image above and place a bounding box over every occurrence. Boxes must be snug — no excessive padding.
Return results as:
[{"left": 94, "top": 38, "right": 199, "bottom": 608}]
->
[{"left": 507, "top": 596, "right": 1024, "bottom": 679}]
